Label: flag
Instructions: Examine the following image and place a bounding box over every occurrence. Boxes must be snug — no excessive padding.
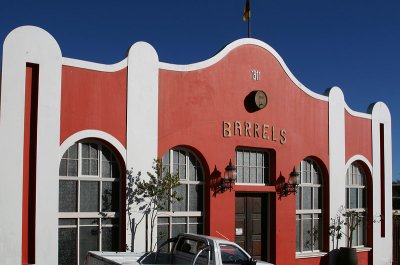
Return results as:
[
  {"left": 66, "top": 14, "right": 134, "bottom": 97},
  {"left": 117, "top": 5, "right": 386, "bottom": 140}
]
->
[{"left": 243, "top": 0, "right": 250, "bottom": 21}]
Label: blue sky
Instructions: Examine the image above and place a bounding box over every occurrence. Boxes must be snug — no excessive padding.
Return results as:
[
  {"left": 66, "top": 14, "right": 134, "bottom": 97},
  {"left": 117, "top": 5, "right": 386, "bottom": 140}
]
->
[{"left": 1, "top": 0, "right": 399, "bottom": 180}]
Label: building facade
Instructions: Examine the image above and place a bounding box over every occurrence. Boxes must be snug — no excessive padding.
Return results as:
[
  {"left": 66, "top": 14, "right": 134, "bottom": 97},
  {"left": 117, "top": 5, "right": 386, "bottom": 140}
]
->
[{"left": 0, "top": 26, "right": 393, "bottom": 265}]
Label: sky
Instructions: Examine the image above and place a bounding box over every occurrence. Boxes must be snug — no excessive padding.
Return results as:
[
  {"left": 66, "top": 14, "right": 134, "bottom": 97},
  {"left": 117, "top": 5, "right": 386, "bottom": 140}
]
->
[{"left": 0, "top": 0, "right": 399, "bottom": 180}]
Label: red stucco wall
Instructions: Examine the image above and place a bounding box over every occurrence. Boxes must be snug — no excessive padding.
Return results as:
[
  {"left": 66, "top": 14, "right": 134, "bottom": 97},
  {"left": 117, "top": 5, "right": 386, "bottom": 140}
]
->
[
  {"left": 345, "top": 110, "right": 372, "bottom": 163},
  {"left": 60, "top": 66, "right": 127, "bottom": 146},
  {"left": 158, "top": 45, "right": 329, "bottom": 265}
]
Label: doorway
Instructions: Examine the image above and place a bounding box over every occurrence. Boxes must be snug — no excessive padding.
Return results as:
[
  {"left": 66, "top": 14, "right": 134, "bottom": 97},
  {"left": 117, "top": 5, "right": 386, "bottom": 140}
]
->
[{"left": 235, "top": 193, "right": 269, "bottom": 262}]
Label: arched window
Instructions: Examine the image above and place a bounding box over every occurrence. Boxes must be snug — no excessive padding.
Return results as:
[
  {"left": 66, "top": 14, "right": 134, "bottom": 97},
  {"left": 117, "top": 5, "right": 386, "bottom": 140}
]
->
[
  {"left": 157, "top": 148, "right": 204, "bottom": 245},
  {"left": 345, "top": 162, "right": 366, "bottom": 247},
  {"left": 58, "top": 142, "right": 121, "bottom": 265},
  {"left": 296, "top": 159, "right": 323, "bottom": 253}
]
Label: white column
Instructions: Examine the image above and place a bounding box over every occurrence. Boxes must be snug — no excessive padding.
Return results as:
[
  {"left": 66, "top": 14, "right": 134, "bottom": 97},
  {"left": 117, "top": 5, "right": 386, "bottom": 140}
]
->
[
  {"left": 0, "top": 26, "right": 62, "bottom": 264},
  {"left": 328, "top": 87, "right": 346, "bottom": 249},
  {"left": 126, "top": 42, "right": 159, "bottom": 252},
  {"left": 371, "top": 102, "right": 392, "bottom": 265}
]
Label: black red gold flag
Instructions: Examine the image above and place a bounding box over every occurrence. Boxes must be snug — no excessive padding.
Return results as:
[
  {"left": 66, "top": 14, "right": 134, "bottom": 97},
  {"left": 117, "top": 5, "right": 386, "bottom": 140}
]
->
[{"left": 243, "top": 0, "right": 250, "bottom": 21}]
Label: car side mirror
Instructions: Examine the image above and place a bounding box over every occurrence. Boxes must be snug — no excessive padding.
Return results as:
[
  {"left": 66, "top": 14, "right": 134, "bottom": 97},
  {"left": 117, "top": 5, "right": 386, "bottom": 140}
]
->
[{"left": 249, "top": 257, "right": 257, "bottom": 265}]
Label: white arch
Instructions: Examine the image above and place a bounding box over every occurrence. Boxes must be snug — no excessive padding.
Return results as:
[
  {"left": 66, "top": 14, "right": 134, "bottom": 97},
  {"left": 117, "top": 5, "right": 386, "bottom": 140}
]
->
[
  {"left": 59, "top": 130, "right": 126, "bottom": 164},
  {"left": 345, "top": 155, "right": 373, "bottom": 174}
]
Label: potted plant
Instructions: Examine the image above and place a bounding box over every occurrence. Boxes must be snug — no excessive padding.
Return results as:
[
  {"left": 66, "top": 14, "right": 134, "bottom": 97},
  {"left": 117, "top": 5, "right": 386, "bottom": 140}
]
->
[{"left": 329, "top": 206, "right": 363, "bottom": 265}]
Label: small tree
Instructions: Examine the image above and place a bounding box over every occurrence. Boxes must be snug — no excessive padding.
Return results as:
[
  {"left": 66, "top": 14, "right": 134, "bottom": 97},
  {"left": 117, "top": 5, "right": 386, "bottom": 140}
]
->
[
  {"left": 126, "top": 159, "right": 181, "bottom": 251},
  {"left": 329, "top": 206, "right": 363, "bottom": 249},
  {"left": 329, "top": 206, "right": 344, "bottom": 249},
  {"left": 343, "top": 210, "right": 363, "bottom": 248}
]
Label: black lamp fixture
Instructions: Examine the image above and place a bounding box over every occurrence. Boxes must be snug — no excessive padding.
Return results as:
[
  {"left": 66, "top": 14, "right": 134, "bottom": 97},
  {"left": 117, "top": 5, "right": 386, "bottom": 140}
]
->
[
  {"left": 275, "top": 167, "right": 299, "bottom": 198},
  {"left": 220, "top": 159, "right": 237, "bottom": 193}
]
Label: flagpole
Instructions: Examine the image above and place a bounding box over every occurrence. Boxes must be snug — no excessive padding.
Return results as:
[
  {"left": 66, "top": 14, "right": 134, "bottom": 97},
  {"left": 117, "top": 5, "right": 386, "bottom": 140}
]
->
[{"left": 248, "top": 0, "right": 251, "bottom": 38}]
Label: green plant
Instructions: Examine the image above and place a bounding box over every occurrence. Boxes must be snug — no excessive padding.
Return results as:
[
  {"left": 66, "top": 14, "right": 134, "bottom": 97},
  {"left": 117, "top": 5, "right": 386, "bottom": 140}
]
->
[
  {"left": 342, "top": 210, "right": 363, "bottom": 248},
  {"left": 330, "top": 206, "right": 364, "bottom": 248},
  {"left": 126, "top": 159, "right": 182, "bottom": 251},
  {"left": 329, "top": 206, "right": 344, "bottom": 249}
]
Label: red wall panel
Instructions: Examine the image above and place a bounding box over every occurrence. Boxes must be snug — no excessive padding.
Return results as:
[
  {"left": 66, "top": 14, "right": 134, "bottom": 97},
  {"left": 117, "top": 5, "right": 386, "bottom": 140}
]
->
[
  {"left": 60, "top": 66, "right": 127, "bottom": 146},
  {"left": 345, "top": 111, "right": 372, "bottom": 162}
]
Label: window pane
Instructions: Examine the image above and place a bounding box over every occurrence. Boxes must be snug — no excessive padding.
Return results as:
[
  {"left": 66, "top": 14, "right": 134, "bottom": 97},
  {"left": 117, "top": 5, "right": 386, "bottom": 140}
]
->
[
  {"left": 172, "top": 185, "right": 187, "bottom": 211},
  {"left": 90, "top": 144, "right": 98, "bottom": 158},
  {"left": 237, "top": 167, "right": 244, "bottom": 183},
  {"left": 82, "top": 159, "right": 89, "bottom": 175},
  {"left": 359, "top": 188, "right": 365, "bottom": 208},
  {"left": 179, "top": 150, "right": 185, "bottom": 164},
  {"left": 296, "top": 218, "right": 300, "bottom": 252},
  {"left": 244, "top": 152, "right": 249, "bottom": 167},
  {"left": 102, "top": 162, "right": 111, "bottom": 178},
  {"left": 250, "top": 167, "right": 257, "bottom": 183},
  {"left": 302, "top": 187, "right": 312, "bottom": 210},
  {"left": 101, "top": 148, "right": 111, "bottom": 162},
  {"left": 359, "top": 216, "right": 365, "bottom": 246},
  {"left": 70, "top": 144, "right": 78, "bottom": 159},
  {"left": 244, "top": 167, "right": 250, "bottom": 183},
  {"left": 79, "top": 226, "right": 99, "bottom": 265},
  {"left": 59, "top": 180, "right": 77, "bottom": 212},
  {"left": 179, "top": 165, "right": 186, "bottom": 179},
  {"left": 59, "top": 228, "right": 77, "bottom": 265},
  {"left": 68, "top": 160, "right": 78, "bottom": 177},
  {"left": 349, "top": 188, "right": 358, "bottom": 209},
  {"left": 189, "top": 184, "right": 203, "bottom": 211},
  {"left": 157, "top": 223, "right": 170, "bottom": 248},
  {"left": 172, "top": 224, "right": 186, "bottom": 238},
  {"left": 172, "top": 217, "right": 186, "bottom": 224},
  {"left": 189, "top": 154, "right": 196, "bottom": 181},
  {"left": 111, "top": 163, "right": 120, "bottom": 179},
  {"left": 250, "top": 152, "right": 256, "bottom": 167},
  {"left": 314, "top": 187, "right": 320, "bottom": 209},
  {"left": 314, "top": 218, "right": 320, "bottom": 251},
  {"left": 296, "top": 188, "right": 301, "bottom": 210},
  {"left": 302, "top": 218, "right": 312, "bottom": 251},
  {"left": 102, "top": 181, "right": 119, "bottom": 212},
  {"left": 82, "top": 144, "right": 89, "bottom": 158},
  {"left": 59, "top": 159, "right": 67, "bottom": 176},
  {"left": 189, "top": 224, "right": 203, "bottom": 234},
  {"left": 59, "top": 219, "right": 77, "bottom": 226},
  {"left": 80, "top": 181, "right": 99, "bottom": 212},
  {"left": 237, "top": 151, "right": 243, "bottom": 166},
  {"left": 197, "top": 166, "right": 203, "bottom": 181},
  {"left": 102, "top": 226, "right": 119, "bottom": 251},
  {"left": 312, "top": 166, "right": 320, "bottom": 184},
  {"left": 90, "top": 160, "right": 98, "bottom": 175},
  {"left": 257, "top": 153, "right": 263, "bottom": 167},
  {"left": 80, "top": 218, "right": 98, "bottom": 226}
]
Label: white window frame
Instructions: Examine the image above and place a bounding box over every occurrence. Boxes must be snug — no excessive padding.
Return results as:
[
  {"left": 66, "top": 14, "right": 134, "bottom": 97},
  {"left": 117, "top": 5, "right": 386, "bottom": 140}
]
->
[
  {"left": 345, "top": 162, "right": 367, "bottom": 247},
  {"left": 157, "top": 148, "right": 205, "bottom": 244},
  {"left": 296, "top": 159, "right": 323, "bottom": 254},
  {"left": 235, "top": 148, "right": 270, "bottom": 185},
  {"left": 58, "top": 142, "right": 122, "bottom": 265}
]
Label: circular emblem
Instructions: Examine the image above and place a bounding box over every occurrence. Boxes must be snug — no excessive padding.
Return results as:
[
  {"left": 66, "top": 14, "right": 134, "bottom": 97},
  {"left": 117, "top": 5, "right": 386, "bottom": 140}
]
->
[{"left": 254, "top": 90, "right": 267, "bottom": 109}]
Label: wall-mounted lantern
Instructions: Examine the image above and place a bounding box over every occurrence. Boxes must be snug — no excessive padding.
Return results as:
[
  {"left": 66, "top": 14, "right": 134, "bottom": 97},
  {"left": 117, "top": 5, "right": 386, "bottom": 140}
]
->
[
  {"left": 220, "top": 159, "right": 237, "bottom": 193},
  {"left": 275, "top": 167, "right": 299, "bottom": 198}
]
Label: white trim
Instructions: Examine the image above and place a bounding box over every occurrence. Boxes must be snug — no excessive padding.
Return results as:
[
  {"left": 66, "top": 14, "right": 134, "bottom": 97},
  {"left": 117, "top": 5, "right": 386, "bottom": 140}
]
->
[
  {"left": 344, "top": 103, "right": 372, "bottom": 119},
  {"left": 126, "top": 41, "right": 159, "bottom": 252},
  {"left": 59, "top": 130, "right": 126, "bottom": 164},
  {"left": 0, "top": 25, "right": 62, "bottom": 264},
  {"left": 328, "top": 86, "right": 347, "bottom": 250},
  {"left": 296, "top": 252, "right": 327, "bottom": 259},
  {"left": 355, "top": 247, "right": 372, "bottom": 252},
  {"left": 62, "top": 57, "right": 127, "bottom": 72},
  {"left": 345, "top": 155, "right": 372, "bottom": 173},
  {"left": 160, "top": 38, "right": 327, "bottom": 102},
  {"left": 234, "top": 183, "right": 267, "bottom": 186},
  {"left": 371, "top": 102, "right": 393, "bottom": 265}
]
